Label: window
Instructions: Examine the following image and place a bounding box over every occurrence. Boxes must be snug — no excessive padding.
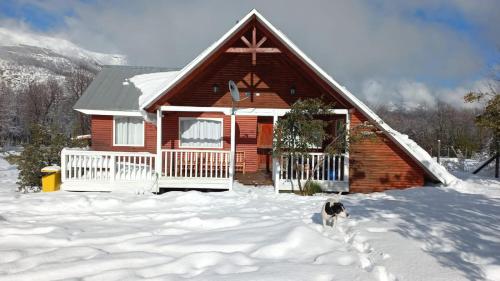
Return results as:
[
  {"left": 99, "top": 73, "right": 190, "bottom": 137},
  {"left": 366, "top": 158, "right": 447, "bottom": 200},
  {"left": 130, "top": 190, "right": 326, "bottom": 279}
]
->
[
  {"left": 113, "top": 117, "right": 144, "bottom": 146},
  {"left": 179, "top": 118, "right": 223, "bottom": 148}
]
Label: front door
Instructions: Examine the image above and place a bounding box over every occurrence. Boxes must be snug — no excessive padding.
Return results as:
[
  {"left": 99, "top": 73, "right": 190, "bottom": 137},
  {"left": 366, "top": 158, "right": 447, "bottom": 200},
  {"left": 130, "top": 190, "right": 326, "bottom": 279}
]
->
[{"left": 257, "top": 116, "right": 273, "bottom": 172}]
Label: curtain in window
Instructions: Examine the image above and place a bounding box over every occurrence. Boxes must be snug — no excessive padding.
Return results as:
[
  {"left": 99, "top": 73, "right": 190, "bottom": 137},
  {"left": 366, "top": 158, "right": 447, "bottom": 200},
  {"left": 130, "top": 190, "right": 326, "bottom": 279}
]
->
[
  {"left": 115, "top": 117, "right": 144, "bottom": 145},
  {"left": 180, "top": 119, "right": 222, "bottom": 148}
]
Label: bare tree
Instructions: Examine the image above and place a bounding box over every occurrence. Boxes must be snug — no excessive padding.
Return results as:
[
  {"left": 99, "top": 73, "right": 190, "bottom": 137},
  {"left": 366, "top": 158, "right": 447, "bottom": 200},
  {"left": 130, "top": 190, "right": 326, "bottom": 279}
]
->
[
  {"left": 65, "top": 66, "right": 95, "bottom": 135},
  {"left": 0, "top": 82, "right": 16, "bottom": 145},
  {"left": 375, "top": 102, "right": 486, "bottom": 158},
  {"left": 20, "top": 79, "right": 63, "bottom": 127}
]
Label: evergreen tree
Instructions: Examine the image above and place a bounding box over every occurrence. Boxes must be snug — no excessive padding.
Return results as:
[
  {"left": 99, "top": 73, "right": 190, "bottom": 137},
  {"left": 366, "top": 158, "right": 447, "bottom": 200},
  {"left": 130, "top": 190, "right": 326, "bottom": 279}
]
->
[
  {"left": 16, "top": 124, "right": 86, "bottom": 191},
  {"left": 17, "top": 125, "right": 48, "bottom": 190}
]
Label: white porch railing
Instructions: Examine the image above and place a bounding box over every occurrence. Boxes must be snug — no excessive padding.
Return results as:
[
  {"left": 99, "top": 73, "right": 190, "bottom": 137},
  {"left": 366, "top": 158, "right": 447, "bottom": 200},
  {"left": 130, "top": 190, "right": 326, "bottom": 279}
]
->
[
  {"left": 161, "top": 149, "right": 230, "bottom": 179},
  {"left": 61, "top": 149, "right": 156, "bottom": 183},
  {"left": 277, "top": 153, "right": 349, "bottom": 191}
]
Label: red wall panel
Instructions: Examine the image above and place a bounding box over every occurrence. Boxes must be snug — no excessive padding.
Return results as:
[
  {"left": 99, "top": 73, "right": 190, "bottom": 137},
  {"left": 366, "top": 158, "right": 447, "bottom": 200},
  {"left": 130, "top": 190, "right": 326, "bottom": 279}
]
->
[
  {"left": 90, "top": 115, "right": 156, "bottom": 153},
  {"left": 348, "top": 111, "right": 426, "bottom": 192}
]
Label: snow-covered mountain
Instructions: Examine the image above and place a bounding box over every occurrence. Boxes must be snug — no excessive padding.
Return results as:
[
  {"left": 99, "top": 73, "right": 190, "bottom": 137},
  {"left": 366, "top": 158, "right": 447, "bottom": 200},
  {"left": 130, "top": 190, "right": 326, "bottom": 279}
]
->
[{"left": 0, "top": 27, "right": 126, "bottom": 90}]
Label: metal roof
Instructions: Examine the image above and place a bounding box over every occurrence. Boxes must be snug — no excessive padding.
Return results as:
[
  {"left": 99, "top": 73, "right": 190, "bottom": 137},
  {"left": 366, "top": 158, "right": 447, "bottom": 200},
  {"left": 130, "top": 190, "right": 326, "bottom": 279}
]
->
[{"left": 74, "top": 65, "right": 180, "bottom": 112}]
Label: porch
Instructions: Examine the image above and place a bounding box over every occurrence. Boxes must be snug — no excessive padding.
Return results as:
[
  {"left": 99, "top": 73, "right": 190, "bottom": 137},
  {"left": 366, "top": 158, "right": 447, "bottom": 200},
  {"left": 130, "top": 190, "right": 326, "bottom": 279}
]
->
[{"left": 60, "top": 106, "right": 350, "bottom": 193}]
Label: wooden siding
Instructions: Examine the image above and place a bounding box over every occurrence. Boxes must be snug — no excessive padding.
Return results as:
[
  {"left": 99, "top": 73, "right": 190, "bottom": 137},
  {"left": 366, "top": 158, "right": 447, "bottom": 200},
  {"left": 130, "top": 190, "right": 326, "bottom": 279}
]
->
[
  {"left": 236, "top": 116, "right": 258, "bottom": 173},
  {"left": 348, "top": 111, "right": 426, "bottom": 192},
  {"left": 166, "top": 53, "right": 346, "bottom": 109},
  {"left": 90, "top": 115, "right": 156, "bottom": 153}
]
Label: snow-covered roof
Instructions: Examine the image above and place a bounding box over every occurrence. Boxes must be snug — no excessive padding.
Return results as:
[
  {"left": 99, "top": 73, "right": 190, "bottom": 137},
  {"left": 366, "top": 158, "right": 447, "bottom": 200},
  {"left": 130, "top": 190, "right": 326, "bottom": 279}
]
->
[
  {"left": 130, "top": 71, "right": 181, "bottom": 108},
  {"left": 134, "top": 9, "right": 455, "bottom": 185},
  {"left": 74, "top": 65, "right": 179, "bottom": 112}
]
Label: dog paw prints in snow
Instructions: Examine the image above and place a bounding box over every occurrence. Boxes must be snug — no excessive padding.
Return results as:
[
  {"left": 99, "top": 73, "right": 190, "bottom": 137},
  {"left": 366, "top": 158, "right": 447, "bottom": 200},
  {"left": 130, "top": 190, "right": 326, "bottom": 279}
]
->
[
  {"left": 334, "top": 219, "right": 399, "bottom": 281},
  {"left": 358, "top": 254, "right": 373, "bottom": 271},
  {"left": 374, "top": 265, "right": 398, "bottom": 281}
]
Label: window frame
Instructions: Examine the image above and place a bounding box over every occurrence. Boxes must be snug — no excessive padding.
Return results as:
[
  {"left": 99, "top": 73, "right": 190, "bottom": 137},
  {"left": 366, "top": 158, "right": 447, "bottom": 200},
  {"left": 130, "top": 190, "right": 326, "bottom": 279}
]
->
[
  {"left": 112, "top": 116, "right": 145, "bottom": 147},
  {"left": 178, "top": 117, "right": 224, "bottom": 149}
]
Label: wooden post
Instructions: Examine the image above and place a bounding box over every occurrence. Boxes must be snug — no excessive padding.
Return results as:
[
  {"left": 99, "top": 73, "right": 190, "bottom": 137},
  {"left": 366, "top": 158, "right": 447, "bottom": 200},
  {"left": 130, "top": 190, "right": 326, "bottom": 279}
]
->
[
  {"left": 272, "top": 113, "right": 279, "bottom": 194},
  {"left": 437, "top": 140, "right": 441, "bottom": 163},
  {"left": 229, "top": 114, "right": 236, "bottom": 190},
  {"left": 110, "top": 155, "right": 116, "bottom": 182}
]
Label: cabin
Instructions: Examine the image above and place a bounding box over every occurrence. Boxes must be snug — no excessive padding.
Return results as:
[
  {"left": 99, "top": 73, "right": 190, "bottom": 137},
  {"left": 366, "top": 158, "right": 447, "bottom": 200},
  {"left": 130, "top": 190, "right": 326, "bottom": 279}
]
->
[{"left": 62, "top": 9, "right": 452, "bottom": 193}]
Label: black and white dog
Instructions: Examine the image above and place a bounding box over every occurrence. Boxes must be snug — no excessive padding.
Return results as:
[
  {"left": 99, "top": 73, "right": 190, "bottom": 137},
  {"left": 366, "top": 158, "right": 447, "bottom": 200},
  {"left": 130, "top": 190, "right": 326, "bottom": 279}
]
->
[{"left": 321, "top": 193, "right": 349, "bottom": 228}]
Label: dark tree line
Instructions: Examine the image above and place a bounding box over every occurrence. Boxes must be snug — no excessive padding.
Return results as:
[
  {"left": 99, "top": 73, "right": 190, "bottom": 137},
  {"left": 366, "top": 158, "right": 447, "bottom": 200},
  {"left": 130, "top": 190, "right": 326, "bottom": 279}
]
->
[
  {"left": 0, "top": 66, "right": 95, "bottom": 147},
  {"left": 375, "top": 101, "right": 493, "bottom": 159}
]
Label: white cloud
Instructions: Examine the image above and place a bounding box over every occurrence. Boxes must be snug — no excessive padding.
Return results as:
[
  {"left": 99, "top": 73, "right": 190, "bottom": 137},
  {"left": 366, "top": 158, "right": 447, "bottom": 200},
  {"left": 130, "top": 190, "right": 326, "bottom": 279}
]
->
[
  {"left": 362, "top": 79, "right": 436, "bottom": 109},
  {"left": 1, "top": 0, "right": 497, "bottom": 109},
  {"left": 362, "top": 78, "right": 494, "bottom": 109}
]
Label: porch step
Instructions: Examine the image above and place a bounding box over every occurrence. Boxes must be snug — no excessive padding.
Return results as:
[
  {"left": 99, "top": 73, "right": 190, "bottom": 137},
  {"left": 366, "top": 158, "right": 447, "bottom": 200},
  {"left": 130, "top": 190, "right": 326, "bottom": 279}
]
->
[{"left": 235, "top": 171, "right": 273, "bottom": 186}]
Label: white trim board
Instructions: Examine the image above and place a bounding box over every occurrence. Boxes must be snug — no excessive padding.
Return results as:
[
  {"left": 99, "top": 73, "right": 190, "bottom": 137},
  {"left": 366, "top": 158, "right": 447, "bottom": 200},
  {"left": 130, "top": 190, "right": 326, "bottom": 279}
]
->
[
  {"left": 160, "top": 106, "right": 348, "bottom": 116},
  {"left": 161, "top": 106, "right": 231, "bottom": 115},
  {"left": 76, "top": 109, "right": 142, "bottom": 117}
]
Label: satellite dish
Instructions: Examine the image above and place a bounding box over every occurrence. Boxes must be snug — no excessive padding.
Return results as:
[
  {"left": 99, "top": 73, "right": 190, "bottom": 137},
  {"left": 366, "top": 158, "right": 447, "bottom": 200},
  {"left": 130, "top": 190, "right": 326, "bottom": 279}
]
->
[{"left": 228, "top": 80, "right": 240, "bottom": 102}]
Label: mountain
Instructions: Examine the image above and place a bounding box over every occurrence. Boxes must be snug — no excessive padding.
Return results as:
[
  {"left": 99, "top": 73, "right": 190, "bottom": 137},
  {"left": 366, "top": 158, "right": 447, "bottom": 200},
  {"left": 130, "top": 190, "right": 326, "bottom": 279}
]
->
[{"left": 0, "top": 27, "right": 126, "bottom": 91}]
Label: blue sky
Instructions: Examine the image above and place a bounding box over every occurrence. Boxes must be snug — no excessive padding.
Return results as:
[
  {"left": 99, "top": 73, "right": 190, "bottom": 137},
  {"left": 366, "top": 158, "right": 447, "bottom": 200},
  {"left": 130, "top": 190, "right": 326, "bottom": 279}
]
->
[
  {"left": 0, "top": 1, "right": 72, "bottom": 31},
  {"left": 0, "top": 0, "right": 498, "bottom": 108}
]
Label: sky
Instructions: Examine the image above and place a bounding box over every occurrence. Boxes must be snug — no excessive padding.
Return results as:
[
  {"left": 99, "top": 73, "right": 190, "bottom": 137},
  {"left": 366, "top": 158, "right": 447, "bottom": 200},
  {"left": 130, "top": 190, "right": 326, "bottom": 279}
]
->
[{"left": 0, "top": 0, "right": 499, "bottom": 109}]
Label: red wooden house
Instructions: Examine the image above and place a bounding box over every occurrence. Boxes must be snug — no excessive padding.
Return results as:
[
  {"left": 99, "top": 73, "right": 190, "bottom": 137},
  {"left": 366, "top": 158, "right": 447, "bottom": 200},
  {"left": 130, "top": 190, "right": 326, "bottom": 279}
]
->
[{"left": 62, "top": 10, "right": 453, "bottom": 193}]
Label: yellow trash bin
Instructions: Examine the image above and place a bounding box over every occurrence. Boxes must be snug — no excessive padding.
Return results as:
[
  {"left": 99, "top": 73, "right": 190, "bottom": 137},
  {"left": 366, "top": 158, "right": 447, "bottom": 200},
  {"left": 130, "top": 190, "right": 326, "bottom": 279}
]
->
[{"left": 41, "top": 166, "right": 61, "bottom": 192}]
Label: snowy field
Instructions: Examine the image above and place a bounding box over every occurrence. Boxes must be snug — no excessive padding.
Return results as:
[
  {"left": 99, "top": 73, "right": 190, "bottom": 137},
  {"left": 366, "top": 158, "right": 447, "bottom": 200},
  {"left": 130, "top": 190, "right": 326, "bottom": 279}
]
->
[{"left": 0, "top": 155, "right": 499, "bottom": 281}]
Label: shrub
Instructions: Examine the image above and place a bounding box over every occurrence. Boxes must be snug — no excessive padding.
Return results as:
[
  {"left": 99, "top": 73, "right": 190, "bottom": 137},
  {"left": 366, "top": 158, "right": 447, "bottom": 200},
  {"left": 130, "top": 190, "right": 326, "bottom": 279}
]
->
[
  {"left": 16, "top": 125, "right": 85, "bottom": 191},
  {"left": 304, "top": 181, "right": 323, "bottom": 196}
]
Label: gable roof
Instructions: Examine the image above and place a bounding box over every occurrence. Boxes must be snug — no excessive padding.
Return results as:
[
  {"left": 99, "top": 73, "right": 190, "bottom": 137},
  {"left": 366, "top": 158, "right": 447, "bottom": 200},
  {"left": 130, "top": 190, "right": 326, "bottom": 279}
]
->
[
  {"left": 136, "top": 9, "right": 456, "bottom": 185},
  {"left": 74, "top": 65, "right": 179, "bottom": 113}
]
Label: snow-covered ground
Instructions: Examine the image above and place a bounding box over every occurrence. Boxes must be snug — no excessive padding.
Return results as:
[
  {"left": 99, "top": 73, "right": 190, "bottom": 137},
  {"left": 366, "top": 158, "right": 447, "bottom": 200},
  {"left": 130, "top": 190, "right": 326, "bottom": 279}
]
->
[{"left": 0, "top": 155, "right": 499, "bottom": 280}]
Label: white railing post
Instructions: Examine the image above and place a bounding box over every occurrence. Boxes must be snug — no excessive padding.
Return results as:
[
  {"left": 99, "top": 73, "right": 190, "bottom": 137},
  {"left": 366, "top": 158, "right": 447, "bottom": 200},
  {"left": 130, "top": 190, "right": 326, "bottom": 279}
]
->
[
  {"left": 110, "top": 155, "right": 116, "bottom": 182},
  {"left": 274, "top": 158, "right": 280, "bottom": 194},
  {"left": 60, "top": 148, "right": 67, "bottom": 183},
  {"left": 343, "top": 154, "right": 349, "bottom": 182},
  {"left": 229, "top": 114, "right": 236, "bottom": 190},
  {"left": 156, "top": 109, "right": 162, "bottom": 180},
  {"left": 345, "top": 110, "right": 350, "bottom": 189}
]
